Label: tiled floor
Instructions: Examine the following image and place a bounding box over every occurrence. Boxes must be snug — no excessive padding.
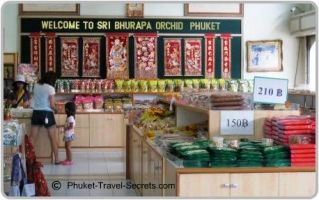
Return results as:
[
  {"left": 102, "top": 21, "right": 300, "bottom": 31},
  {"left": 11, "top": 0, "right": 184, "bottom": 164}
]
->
[{"left": 43, "top": 150, "right": 137, "bottom": 197}]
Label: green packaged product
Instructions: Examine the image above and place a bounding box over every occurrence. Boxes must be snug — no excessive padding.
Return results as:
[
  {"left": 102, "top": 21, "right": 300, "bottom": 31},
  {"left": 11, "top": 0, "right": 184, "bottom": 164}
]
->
[
  {"left": 170, "top": 142, "right": 193, "bottom": 149},
  {"left": 263, "top": 145, "right": 287, "bottom": 153},
  {"left": 264, "top": 151, "right": 290, "bottom": 159},
  {"left": 158, "top": 80, "right": 166, "bottom": 92},
  {"left": 210, "top": 79, "right": 219, "bottom": 91},
  {"left": 175, "top": 145, "right": 201, "bottom": 152}
]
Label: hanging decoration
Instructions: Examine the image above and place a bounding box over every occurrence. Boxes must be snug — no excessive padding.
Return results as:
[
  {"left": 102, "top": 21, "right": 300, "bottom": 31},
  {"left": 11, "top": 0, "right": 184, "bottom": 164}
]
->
[
  {"left": 29, "top": 32, "right": 41, "bottom": 76},
  {"left": 134, "top": 32, "right": 158, "bottom": 79},
  {"left": 184, "top": 38, "right": 202, "bottom": 76},
  {"left": 106, "top": 33, "right": 129, "bottom": 79},
  {"left": 205, "top": 33, "right": 216, "bottom": 78},
  {"left": 45, "top": 33, "right": 56, "bottom": 72},
  {"left": 164, "top": 38, "right": 182, "bottom": 76},
  {"left": 221, "top": 33, "right": 232, "bottom": 79},
  {"left": 60, "top": 37, "right": 79, "bottom": 77},
  {"left": 82, "top": 37, "right": 100, "bottom": 77}
]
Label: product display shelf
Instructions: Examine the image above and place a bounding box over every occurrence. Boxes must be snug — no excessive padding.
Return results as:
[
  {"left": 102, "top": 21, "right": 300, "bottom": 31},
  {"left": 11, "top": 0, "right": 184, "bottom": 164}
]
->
[
  {"left": 56, "top": 92, "right": 180, "bottom": 96},
  {"left": 159, "top": 98, "right": 300, "bottom": 140},
  {"left": 127, "top": 125, "right": 316, "bottom": 197}
]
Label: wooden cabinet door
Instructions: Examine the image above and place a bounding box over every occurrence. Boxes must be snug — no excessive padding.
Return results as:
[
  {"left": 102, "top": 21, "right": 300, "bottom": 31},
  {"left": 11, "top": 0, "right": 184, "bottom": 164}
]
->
[
  {"left": 279, "top": 172, "right": 316, "bottom": 197},
  {"left": 131, "top": 129, "right": 142, "bottom": 194},
  {"left": 230, "top": 173, "right": 279, "bottom": 197},
  {"left": 58, "top": 128, "right": 90, "bottom": 147},
  {"left": 153, "top": 151, "right": 163, "bottom": 196},
  {"left": 141, "top": 142, "right": 152, "bottom": 196},
  {"left": 89, "top": 114, "right": 124, "bottom": 147},
  {"left": 179, "top": 174, "right": 230, "bottom": 197},
  {"left": 33, "top": 127, "right": 52, "bottom": 158}
]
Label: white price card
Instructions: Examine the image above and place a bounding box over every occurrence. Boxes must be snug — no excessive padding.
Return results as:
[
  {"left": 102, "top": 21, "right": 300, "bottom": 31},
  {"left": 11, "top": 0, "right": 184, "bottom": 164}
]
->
[
  {"left": 220, "top": 111, "right": 254, "bottom": 135},
  {"left": 253, "top": 77, "right": 288, "bottom": 104}
]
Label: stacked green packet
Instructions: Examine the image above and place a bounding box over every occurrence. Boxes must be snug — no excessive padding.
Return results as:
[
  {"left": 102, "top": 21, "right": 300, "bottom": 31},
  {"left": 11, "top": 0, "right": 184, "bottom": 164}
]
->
[
  {"left": 168, "top": 142, "right": 210, "bottom": 168},
  {"left": 237, "top": 142, "right": 264, "bottom": 167},
  {"left": 208, "top": 147, "right": 238, "bottom": 167},
  {"left": 181, "top": 149, "right": 210, "bottom": 168},
  {"left": 263, "top": 145, "right": 291, "bottom": 167}
]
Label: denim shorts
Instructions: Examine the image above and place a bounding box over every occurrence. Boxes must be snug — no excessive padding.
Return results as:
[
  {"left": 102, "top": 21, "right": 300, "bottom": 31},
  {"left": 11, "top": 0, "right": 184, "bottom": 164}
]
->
[
  {"left": 31, "top": 110, "right": 56, "bottom": 128},
  {"left": 64, "top": 134, "right": 75, "bottom": 142}
]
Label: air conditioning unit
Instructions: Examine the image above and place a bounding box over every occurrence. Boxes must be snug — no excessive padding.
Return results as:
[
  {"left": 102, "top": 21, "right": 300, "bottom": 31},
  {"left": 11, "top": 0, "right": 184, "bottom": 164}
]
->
[{"left": 290, "top": 10, "right": 316, "bottom": 36}]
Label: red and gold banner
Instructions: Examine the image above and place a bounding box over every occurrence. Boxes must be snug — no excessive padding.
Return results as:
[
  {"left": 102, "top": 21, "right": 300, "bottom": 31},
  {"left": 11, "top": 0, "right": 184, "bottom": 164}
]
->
[
  {"left": 205, "top": 33, "right": 216, "bottom": 78},
  {"left": 30, "top": 32, "right": 41, "bottom": 75},
  {"left": 61, "top": 37, "right": 79, "bottom": 77},
  {"left": 221, "top": 33, "right": 232, "bottom": 79},
  {"left": 83, "top": 37, "right": 100, "bottom": 77},
  {"left": 184, "top": 38, "right": 202, "bottom": 76},
  {"left": 45, "top": 33, "right": 56, "bottom": 72},
  {"left": 106, "top": 33, "right": 129, "bottom": 79},
  {"left": 164, "top": 38, "right": 182, "bottom": 76},
  {"left": 134, "top": 33, "right": 157, "bottom": 79}
]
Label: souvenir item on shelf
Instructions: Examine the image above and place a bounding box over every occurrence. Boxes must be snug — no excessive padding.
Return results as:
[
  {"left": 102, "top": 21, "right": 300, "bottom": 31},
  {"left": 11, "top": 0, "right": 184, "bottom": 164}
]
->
[
  {"left": 200, "top": 79, "right": 210, "bottom": 90},
  {"left": 205, "top": 33, "right": 216, "bottom": 78},
  {"left": 218, "top": 79, "right": 226, "bottom": 91},
  {"left": 82, "top": 97, "right": 94, "bottom": 111},
  {"left": 29, "top": 32, "right": 41, "bottom": 75},
  {"left": 238, "top": 79, "right": 249, "bottom": 93},
  {"left": 55, "top": 101, "right": 66, "bottom": 114},
  {"left": 93, "top": 96, "right": 104, "bottom": 109},
  {"left": 211, "top": 93, "right": 247, "bottom": 110},
  {"left": 148, "top": 80, "right": 158, "bottom": 92},
  {"left": 82, "top": 37, "right": 100, "bottom": 77},
  {"left": 106, "top": 33, "right": 129, "bottom": 79},
  {"left": 192, "top": 79, "right": 200, "bottom": 90},
  {"left": 265, "top": 115, "right": 315, "bottom": 145},
  {"left": 45, "top": 32, "right": 56, "bottom": 72},
  {"left": 164, "top": 38, "right": 182, "bottom": 76},
  {"left": 115, "top": 80, "right": 124, "bottom": 92},
  {"left": 184, "top": 79, "right": 193, "bottom": 90},
  {"left": 290, "top": 144, "right": 315, "bottom": 167},
  {"left": 228, "top": 79, "right": 238, "bottom": 92},
  {"left": 138, "top": 80, "right": 148, "bottom": 92},
  {"left": 220, "top": 33, "right": 232, "bottom": 79},
  {"left": 17, "top": 64, "right": 38, "bottom": 84},
  {"left": 60, "top": 37, "right": 79, "bottom": 77},
  {"left": 123, "top": 80, "right": 131, "bottom": 92},
  {"left": 166, "top": 79, "right": 174, "bottom": 92},
  {"left": 184, "top": 38, "right": 202, "bottom": 76},
  {"left": 158, "top": 80, "right": 166, "bottom": 92},
  {"left": 134, "top": 33, "right": 157, "bottom": 79},
  {"left": 210, "top": 79, "right": 219, "bottom": 91},
  {"left": 131, "top": 80, "right": 139, "bottom": 92},
  {"left": 174, "top": 79, "right": 184, "bottom": 92}
]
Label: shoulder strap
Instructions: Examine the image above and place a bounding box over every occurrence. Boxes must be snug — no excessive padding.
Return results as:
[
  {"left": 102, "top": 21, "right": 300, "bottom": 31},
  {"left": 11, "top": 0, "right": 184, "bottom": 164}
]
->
[{"left": 14, "top": 90, "right": 26, "bottom": 107}]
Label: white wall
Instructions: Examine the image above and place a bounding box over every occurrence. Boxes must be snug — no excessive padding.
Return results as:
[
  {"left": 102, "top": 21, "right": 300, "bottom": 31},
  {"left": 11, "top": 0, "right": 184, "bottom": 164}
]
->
[
  {"left": 242, "top": 3, "right": 299, "bottom": 88},
  {"left": 1, "top": 2, "right": 310, "bottom": 89},
  {"left": 2, "top": 2, "right": 19, "bottom": 52}
]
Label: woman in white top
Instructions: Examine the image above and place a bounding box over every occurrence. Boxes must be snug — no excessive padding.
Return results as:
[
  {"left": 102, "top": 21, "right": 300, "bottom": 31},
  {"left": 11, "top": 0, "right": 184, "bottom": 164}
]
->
[{"left": 30, "top": 71, "right": 60, "bottom": 164}]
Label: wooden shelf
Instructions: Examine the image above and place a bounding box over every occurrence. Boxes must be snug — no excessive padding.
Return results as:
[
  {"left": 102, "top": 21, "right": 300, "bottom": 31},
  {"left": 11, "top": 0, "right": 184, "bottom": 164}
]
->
[
  {"left": 288, "top": 89, "right": 316, "bottom": 96},
  {"left": 56, "top": 111, "right": 124, "bottom": 114},
  {"left": 159, "top": 99, "right": 209, "bottom": 115},
  {"left": 56, "top": 92, "right": 179, "bottom": 95},
  {"left": 176, "top": 166, "right": 316, "bottom": 174}
]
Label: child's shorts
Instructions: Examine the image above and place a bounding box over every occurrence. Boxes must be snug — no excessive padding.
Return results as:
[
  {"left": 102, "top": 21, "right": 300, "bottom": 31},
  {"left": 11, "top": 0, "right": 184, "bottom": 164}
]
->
[{"left": 64, "top": 134, "right": 75, "bottom": 142}]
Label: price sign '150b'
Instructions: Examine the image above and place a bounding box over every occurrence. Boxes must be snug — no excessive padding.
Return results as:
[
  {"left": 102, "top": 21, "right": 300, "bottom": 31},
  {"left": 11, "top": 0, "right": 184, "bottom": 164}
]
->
[
  {"left": 221, "top": 111, "right": 254, "bottom": 135},
  {"left": 227, "top": 119, "right": 249, "bottom": 128}
]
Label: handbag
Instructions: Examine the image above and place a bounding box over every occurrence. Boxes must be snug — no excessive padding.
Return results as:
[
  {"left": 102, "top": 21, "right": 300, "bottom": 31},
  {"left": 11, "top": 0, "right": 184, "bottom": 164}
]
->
[{"left": 20, "top": 158, "right": 35, "bottom": 197}]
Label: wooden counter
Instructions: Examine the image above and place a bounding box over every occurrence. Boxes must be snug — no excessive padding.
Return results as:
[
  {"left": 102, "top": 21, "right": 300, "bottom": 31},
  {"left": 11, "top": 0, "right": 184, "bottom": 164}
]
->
[{"left": 128, "top": 125, "right": 316, "bottom": 197}]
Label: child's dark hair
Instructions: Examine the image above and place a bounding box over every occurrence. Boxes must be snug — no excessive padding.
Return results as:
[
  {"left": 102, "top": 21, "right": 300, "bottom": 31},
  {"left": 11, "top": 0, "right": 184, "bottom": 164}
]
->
[{"left": 65, "top": 101, "right": 76, "bottom": 118}]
